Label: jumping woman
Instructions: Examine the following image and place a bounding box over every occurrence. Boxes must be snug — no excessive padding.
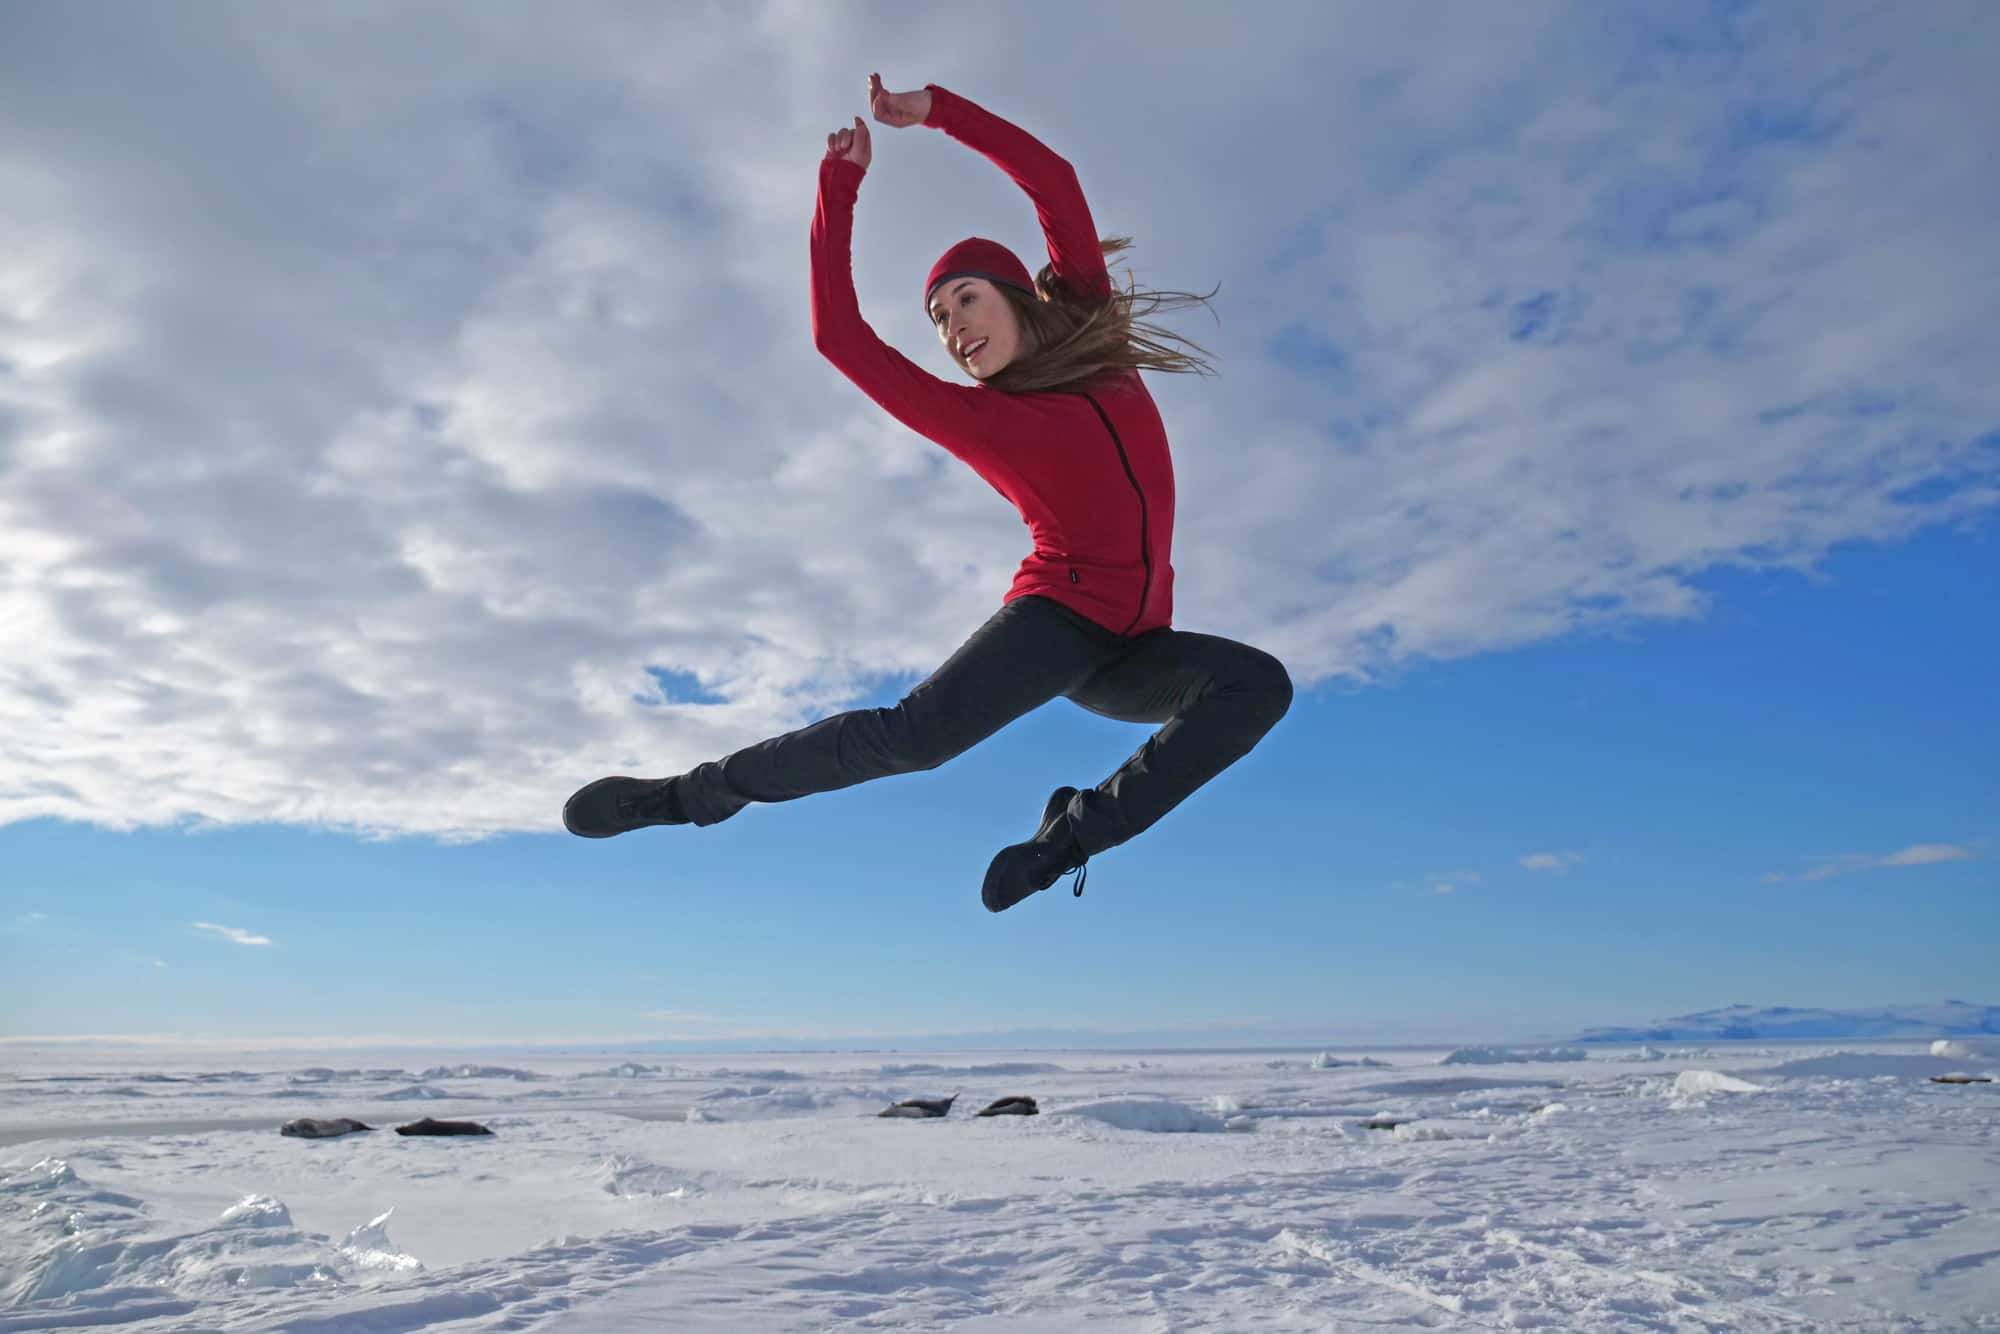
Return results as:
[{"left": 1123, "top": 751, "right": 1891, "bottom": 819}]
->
[{"left": 564, "top": 74, "right": 1293, "bottom": 913}]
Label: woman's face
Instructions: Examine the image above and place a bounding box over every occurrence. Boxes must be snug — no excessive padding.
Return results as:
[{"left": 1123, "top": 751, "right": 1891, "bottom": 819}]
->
[{"left": 928, "top": 277, "right": 1025, "bottom": 379}]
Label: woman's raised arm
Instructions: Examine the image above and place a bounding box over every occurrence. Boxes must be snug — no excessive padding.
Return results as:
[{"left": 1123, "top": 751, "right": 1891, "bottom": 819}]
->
[
  {"left": 870, "top": 75, "right": 1112, "bottom": 303},
  {"left": 810, "top": 127, "right": 1007, "bottom": 481}
]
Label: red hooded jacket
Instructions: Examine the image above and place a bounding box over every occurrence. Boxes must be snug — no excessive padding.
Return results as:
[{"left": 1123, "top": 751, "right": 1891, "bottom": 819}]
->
[{"left": 810, "top": 84, "right": 1176, "bottom": 637}]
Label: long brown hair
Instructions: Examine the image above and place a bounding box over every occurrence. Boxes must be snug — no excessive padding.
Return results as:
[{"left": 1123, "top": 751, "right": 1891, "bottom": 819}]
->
[{"left": 980, "top": 238, "right": 1221, "bottom": 395}]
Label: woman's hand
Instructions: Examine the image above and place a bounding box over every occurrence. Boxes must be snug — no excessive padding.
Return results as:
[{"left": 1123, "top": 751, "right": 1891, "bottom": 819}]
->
[
  {"left": 825, "top": 116, "right": 871, "bottom": 169},
  {"left": 868, "top": 73, "right": 931, "bottom": 128}
]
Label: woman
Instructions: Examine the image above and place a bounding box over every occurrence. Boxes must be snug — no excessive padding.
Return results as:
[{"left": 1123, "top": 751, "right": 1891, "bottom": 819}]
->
[{"left": 565, "top": 74, "right": 1292, "bottom": 914}]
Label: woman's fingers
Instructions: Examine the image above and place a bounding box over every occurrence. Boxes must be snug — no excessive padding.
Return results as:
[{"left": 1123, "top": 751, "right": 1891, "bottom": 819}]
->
[
  {"left": 824, "top": 120, "right": 868, "bottom": 164},
  {"left": 867, "top": 72, "right": 909, "bottom": 126}
]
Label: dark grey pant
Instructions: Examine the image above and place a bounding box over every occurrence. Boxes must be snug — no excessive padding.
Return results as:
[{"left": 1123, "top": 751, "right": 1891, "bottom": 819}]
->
[{"left": 674, "top": 595, "right": 1292, "bottom": 856}]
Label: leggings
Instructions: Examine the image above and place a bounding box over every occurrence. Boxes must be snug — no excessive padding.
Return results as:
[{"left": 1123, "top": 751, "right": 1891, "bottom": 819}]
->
[{"left": 674, "top": 595, "right": 1293, "bottom": 856}]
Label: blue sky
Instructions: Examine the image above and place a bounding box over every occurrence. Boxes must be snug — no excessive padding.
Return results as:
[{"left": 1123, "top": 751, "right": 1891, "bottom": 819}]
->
[{"left": 2, "top": 2, "right": 1995, "bottom": 1046}]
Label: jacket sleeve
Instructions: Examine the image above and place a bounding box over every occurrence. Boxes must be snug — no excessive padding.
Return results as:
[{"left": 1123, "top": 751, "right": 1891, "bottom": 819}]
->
[
  {"left": 810, "top": 156, "right": 1002, "bottom": 468},
  {"left": 923, "top": 84, "right": 1113, "bottom": 302}
]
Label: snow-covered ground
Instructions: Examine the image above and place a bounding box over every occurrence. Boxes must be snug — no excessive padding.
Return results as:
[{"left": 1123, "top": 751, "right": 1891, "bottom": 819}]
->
[{"left": 3, "top": 1040, "right": 1996, "bottom": 1331}]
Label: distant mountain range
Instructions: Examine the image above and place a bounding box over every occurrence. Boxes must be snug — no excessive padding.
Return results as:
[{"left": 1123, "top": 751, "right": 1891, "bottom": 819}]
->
[{"left": 1570, "top": 1001, "right": 1999, "bottom": 1043}]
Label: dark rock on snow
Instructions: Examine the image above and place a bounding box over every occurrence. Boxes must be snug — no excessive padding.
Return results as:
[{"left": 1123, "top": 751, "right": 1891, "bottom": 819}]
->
[
  {"left": 394, "top": 1117, "right": 494, "bottom": 1136},
  {"left": 1359, "top": 1117, "right": 1411, "bottom": 1131},
  {"left": 975, "top": 1096, "right": 1039, "bottom": 1117},
  {"left": 879, "top": 1095, "right": 957, "bottom": 1118},
  {"left": 280, "top": 1117, "right": 372, "bottom": 1138}
]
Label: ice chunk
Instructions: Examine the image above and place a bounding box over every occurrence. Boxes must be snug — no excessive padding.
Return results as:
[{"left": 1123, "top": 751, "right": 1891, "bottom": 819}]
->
[
  {"left": 1670, "top": 1071, "right": 1766, "bottom": 1098},
  {"left": 1441, "top": 1046, "right": 1588, "bottom": 1065},
  {"left": 1054, "top": 1098, "right": 1224, "bottom": 1133},
  {"left": 341, "top": 1207, "right": 422, "bottom": 1273}
]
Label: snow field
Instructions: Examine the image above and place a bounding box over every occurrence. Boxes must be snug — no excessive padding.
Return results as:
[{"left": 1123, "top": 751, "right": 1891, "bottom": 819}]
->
[{"left": 3, "top": 1042, "right": 1996, "bottom": 1330}]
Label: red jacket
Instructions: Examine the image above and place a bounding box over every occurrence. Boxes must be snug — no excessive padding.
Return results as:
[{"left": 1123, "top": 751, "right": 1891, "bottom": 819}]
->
[{"left": 811, "top": 85, "right": 1176, "bottom": 637}]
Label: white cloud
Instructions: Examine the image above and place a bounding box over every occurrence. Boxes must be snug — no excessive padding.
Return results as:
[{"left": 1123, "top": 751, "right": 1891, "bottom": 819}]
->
[
  {"left": 1429, "top": 870, "right": 1485, "bottom": 895},
  {"left": 1767, "top": 842, "right": 1976, "bottom": 882},
  {"left": 1878, "top": 843, "right": 1974, "bottom": 868},
  {"left": 153, "top": 959, "right": 168, "bottom": 968},
  {"left": 190, "top": 921, "right": 273, "bottom": 947},
  {"left": 3, "top": 4, "right": 1994, "bottom": 837},
  {"left": 1519, "top": 851, "right": 1585, "bottom": 873}
]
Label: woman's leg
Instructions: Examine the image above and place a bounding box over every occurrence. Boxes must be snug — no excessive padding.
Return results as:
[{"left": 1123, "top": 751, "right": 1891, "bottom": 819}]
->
[
  {"left": 674, "top": 596, "right": 1124, "bottom": 826},
  {"left": 1058, "top": 629, "right": 1292, "bottom": 855}
]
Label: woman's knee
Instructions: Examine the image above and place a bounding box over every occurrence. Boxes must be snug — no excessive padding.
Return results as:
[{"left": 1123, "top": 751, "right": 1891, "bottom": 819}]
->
[
  {"left": 1242, "top": 648, "right": 1293, "bottom": 729},
  {"left": 880, "top": 699, "right": 975, "bottom": 773}
]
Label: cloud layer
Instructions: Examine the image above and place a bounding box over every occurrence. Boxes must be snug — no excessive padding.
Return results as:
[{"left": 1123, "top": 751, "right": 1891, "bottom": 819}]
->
[
  {"left": 191, "top": 922, "right": 274, "bottom": 947},
  {"left": 1765, "top": 842, "right": 1978, "bottom": 883},
  {"left": 3, "top": 2, "right": 1995, "bottom": 835}
]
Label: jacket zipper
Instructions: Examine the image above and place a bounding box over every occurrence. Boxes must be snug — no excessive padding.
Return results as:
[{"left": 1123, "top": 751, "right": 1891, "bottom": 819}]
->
[{"left": 1081, "top": 393, "right": 1152, "bottom": 636}]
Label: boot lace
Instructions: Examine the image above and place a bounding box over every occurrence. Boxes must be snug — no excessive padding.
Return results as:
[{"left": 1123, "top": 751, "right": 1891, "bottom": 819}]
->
[
  {"left": 1066, "top": 862, "right": 1088, "bottom": 897},
  {"left": 1037, "top": 851, "right": 1087, "bottom": 898}
]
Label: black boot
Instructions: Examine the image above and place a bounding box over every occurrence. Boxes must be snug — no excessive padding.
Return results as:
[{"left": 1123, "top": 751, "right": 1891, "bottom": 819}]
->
[
  {"left": 982, "top": 786, "right": 1088, "bottom": 913},
  {"left": 562, "top": 776, "right": 689, "bottom": 838}
]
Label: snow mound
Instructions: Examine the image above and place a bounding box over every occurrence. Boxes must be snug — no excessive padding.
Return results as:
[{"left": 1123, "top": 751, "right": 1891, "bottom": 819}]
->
[
  {"left": 2, "top": 1157, "right": 79, "bottom": 1192},
  {"left": 1441, "top": 1046, "right": 1588, "bottom": 1065},
  {"left": 3, "top": 1161, "right": 362, "bottom": 1306},
  {"left": 692, "top": 1083, "right": 891, "bottom": 1120},
  {"left": 1671, "top": 1071, "right": 1767, "bottom": 1099},
  {"left": 290, "top": 1067, "right": 408, "bottom": 1084},
  {"left": 873, "top": 1061, "right": 1065, "bottom": 1077},
  {"left": 1360, "top": 1076, "right": 1561, "bottom": 1097},
  {"left": 382, "top": 1083, "right": 454, "bottom": 1101},
  {"left": 597, "top": 1155, "right": 701, "bottom": 1200},
  {"left": 1393, "top": 1121, "right": 1461, "bottom": 1142},
  {"left": 1054, "top": 1098, "right": 1224, "bottom": 1133},
  {"left": 1378, "top": 1112, "right": 1511, "bottom": 1141},
  {"left": 220, "top": 1194, "right": 293, "bottom": 1228},
  {"left": 418, "top": 1064, "right": 542, "bottom": 1082}
]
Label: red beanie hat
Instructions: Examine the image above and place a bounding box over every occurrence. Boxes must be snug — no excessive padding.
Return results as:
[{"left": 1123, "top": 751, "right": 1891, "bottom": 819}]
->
[{"left": 924, "top": 237, "right": 1036, "bottom": 310}]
